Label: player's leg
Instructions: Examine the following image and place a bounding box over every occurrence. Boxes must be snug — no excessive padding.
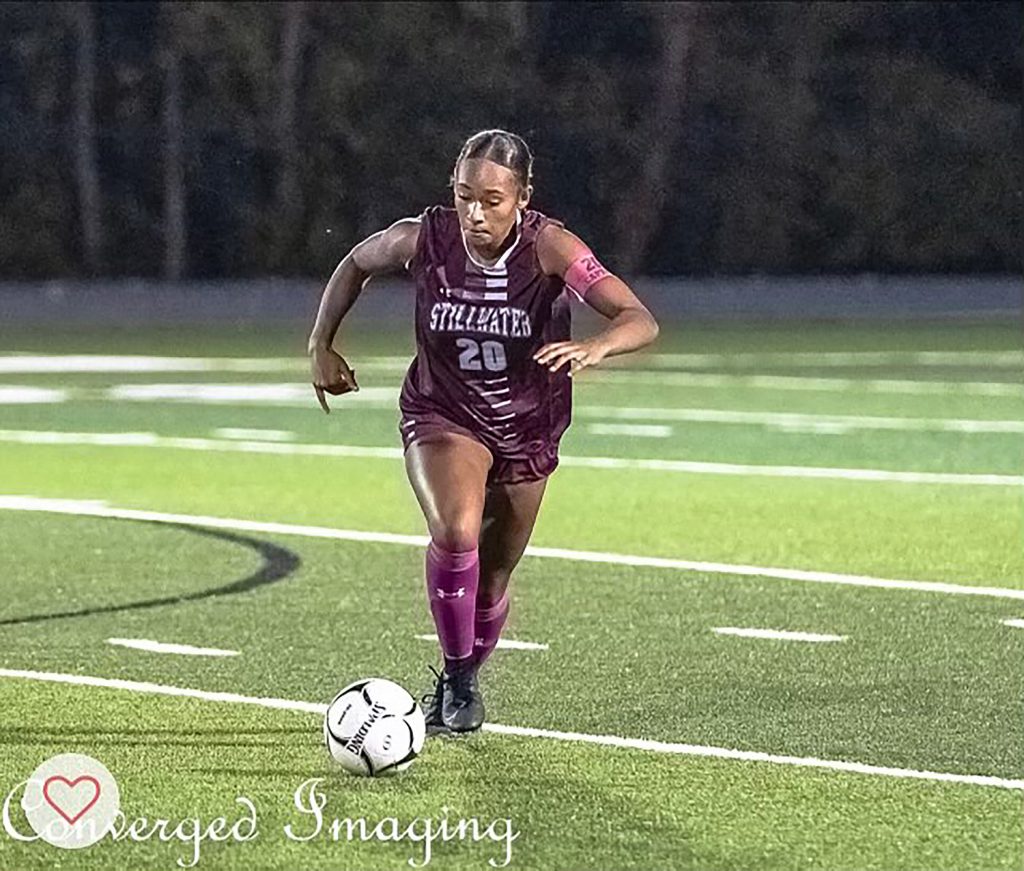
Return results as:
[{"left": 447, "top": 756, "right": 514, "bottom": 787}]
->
[
  {"left": 404, "top": 432, "right": 492, "bottom": 733},
  {"left": 405, "top": 431, "right": 492, "bottom": 665},
  {"left": 473, "top": 477, "right": 548, "bottom": 670}
]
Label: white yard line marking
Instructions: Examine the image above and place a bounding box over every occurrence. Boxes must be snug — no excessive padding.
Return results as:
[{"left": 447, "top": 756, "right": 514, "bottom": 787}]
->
[
  {"left": 1, "top": 495, "right": 1022, "bottom": 601},
  {"left": 4, "top": 351, "right": 1018, "bottom": 373},
  {"left": 0, "top": 429, "right": 407, "bottom": 454},
  {"left": 0, "top": 387, "right": 69, "bottom": 404},
  {"left": 90, "top": 383, "right": 1024, "bottom": 433},
  {"left": 9, "top": 371, "right": 1015, "bottom": 431},
  {"left": 0, "top": 430, "right": 1019, "bottom": 487},
  {"left": 523, "top": 543, "right": 1024, "bottom": 600},
  {"left": 106, "top": 383, "right": 397, "bottom": 405},
  {"left": 414, "top": 633, "right": 549, "bottom": 651},
  {"left": 712, "top": 627, "right": 847, "bottom": 643},
  {"left": 574, "top": 405, "right": 1024, "bottom": 434},
  {"left": 767, "top": 421, "right": 855, "bottom": 435},
  {"left": 0, "top": 668, "right": 323, "bottom": 713},
  {"left": 586, "top": 423, "right": 673, "bottom": 438},
  {"left": 482, "top": 722, "right": 1024, "bottom": 791},
  {"left": 623, "top": 351, "right": 1023, "bottom": 368},
  {"left": 1000, "top": 618, "right": 1024, "bottom": 629},
  {"left": 0, "top": 668, "right": 1019, "bottom": 791},
  {"left": 211, "top": 428, "right": 295, "bottom": 442},
  {"left": 0, "top": 355, "right": 309, "bottom": 374},
  {"left": 585, "top": 370, "right": 1024, "bottom": 397},
  {"left": 496, "top": 455, "right": 1021, "bottom": 486},
  {"left": 106, "top": 638, "right": 240, "bottom": 657},
  {"left": 0, "top": 431, "right": 192, "bottom": 447}
]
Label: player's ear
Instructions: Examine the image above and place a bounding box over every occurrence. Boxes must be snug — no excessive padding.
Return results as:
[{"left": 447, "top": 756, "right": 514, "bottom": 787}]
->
[{"left": 519, "top": 184, "right": 532, "bottom": 210}]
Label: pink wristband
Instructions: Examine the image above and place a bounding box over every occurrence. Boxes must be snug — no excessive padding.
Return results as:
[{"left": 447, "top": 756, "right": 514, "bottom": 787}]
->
[{"left": 564, "top": 253, "right": 611, "bottom": 298}]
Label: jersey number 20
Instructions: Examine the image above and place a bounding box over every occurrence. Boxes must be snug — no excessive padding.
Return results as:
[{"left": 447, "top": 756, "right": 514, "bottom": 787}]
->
[{"left": 456, "top": 338, "right": 507, "bottom": 372}]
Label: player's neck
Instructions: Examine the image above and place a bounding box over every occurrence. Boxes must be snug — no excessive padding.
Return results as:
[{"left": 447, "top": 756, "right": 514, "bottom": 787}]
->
[
  {"left": 467, "top": 232, "right": 513, "bottom": 265},
  {"left": 463, "top": 210, "right": 522, "bottom": 268}
]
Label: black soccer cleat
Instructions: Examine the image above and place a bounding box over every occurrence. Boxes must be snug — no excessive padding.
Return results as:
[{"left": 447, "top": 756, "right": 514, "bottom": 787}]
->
[
  {"left": 442, "top": 662, "right": 485, "bottom": 733},
  {"left": 421, "top": 665, "right": 449, "bottom": 736}
]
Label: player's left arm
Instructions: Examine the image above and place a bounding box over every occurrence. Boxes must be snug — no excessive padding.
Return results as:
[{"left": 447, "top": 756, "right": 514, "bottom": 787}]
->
[{"left": 534, "top": 225, "right": 659, "bottom": 375}]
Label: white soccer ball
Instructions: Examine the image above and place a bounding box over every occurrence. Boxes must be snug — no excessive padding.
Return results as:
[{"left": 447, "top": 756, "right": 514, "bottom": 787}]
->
[{"left": 323, "top": 678, "right": 425, "bottom": 776}]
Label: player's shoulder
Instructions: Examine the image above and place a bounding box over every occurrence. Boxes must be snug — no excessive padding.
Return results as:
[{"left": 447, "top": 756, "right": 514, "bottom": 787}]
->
[
  {"left": 376, "top": 216, "right": 421, "bottom": 268},
  {"left": 419, "top": 205, "right": 457, "bottom": 227},
  {"left": 416, "top": 205, "right": 462, "bottom": 243},
  {"left": 406, "top": 206, "right": 461, "bottom": 271},
  {"left": 533, "top": 218, "right": 589, "bottom": 277},
  {"left": 385, "top": 215, "right": 421, "bottom": 240}
]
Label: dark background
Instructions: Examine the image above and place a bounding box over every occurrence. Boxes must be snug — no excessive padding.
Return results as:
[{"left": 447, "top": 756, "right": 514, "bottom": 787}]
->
[{"left": 0, "top": 1, "right": 1020, "bottom": 281}]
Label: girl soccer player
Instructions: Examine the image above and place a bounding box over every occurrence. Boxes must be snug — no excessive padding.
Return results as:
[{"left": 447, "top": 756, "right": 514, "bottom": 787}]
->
[{"left": 309, "top": 129, "right": 659, "bottom": 735}]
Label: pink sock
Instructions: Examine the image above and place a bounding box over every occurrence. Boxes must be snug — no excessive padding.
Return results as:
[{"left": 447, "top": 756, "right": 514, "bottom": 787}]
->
[
  {"left": 425, "top": 541, "right": 479, "bottom": 663},
  {"left": 472, "top": 591, "right": 509, "bottom": 669}
]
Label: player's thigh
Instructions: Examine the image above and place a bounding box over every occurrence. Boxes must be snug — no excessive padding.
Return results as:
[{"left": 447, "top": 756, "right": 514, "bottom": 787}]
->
[
  {"left": 479, "top": 477, "right": 548, "bottom": 576},
  {"left": 405, "top": 433, "right": 493, "bottom": 550}
]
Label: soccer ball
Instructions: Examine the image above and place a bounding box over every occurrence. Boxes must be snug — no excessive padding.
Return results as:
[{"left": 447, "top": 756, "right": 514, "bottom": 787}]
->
[{"left": 323, "top": 678, "right": 425, "bottom": 776}]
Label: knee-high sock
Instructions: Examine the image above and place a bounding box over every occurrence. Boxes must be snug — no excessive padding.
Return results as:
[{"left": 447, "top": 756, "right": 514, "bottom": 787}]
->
[
  {"left": 425, "top": 542, "right": 479, "bottom": 664},
  {"left": 472, "top": 591, "right": 509, "bottom": 669}
]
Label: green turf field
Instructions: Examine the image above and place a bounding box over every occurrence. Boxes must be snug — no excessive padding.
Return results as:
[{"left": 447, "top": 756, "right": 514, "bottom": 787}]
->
[{"left": 0, "top": 320, "right": 1021, "bottom": 870}]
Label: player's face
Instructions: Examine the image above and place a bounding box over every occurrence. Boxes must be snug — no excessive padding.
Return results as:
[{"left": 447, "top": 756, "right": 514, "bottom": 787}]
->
[{"left": 454, "top": 158, "right": 530, "bottom": 254}]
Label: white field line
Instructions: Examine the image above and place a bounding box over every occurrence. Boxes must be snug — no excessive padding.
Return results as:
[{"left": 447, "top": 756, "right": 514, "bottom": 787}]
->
[
  {"left": 4, "top": 350, "right": 1020, "bottom": 395},
  {"left": 26, "top": 387, "right": 1024, "bottom": 438},
  {"left": 623, "top": 351, "right": 1024, "bottom": 368},
  {"left": 0, "top": 667, "right": 1019, "bottom": 791},
  {"left": 712, "top": 627, "right": 847, "bottom": 643},
  {"left": 585, "top": 370, "right": 1024, "bottom": 398},
  {"left": 0, "top": 430, "right": 1018, "bottom": 487},
  {"left": 574, "top": 405, "right": 1024, "bottom": 434},
  {"left": 0, "top": 354, "right": 415, "bottom": 375},
  {"left": 2, "top": 495, "right": 1022, "bottom": 602},
  {"left": 0, "top": 355, "right": 310, "bottom": 374},
  {"left": 414, "top": 633, "right": 549, "bottom": 651},
  {"left": 763, "top": 421, "right": 856, "bottom": 436},
  {"left": 4, "top": 351, "right": 1020, "bottom": 372},
  {"left": 0, "top": 386, "right": 69, "bottom": 404},
  {"left": 586, "top": 423, "right": 672, "bottom": 438},
  {"left": 95, "top": 383, "right": 1024, "bottom": 434},
  {"left": 0, "top": 668, "right": 323, "bottom": 713},
  {"left": 1000, "top": 619, "right": 1024, "bottom": 629},
  {"left": 106, "top": 383, "right": 398, "bottom": 405},
  {"left": 106, "top": 638, "right": 240, "bottom": 657},
  {"left": 211, "top": 428, "right": 295, "bottom": 442}
]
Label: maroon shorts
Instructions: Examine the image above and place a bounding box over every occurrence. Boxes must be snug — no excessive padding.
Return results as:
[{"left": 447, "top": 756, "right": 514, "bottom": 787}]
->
[{"left": 398, "top": 409, "right": 560, "bottom": 486}]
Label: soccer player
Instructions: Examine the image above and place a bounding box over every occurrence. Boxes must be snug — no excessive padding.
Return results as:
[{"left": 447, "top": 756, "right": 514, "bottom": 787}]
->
[{"left": 309, "top": 130, "right": 659, "bottom": 734}]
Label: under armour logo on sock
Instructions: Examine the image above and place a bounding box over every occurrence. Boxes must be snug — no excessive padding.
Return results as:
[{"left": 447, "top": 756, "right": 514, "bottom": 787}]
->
[{"left": 435, "top": 587, "right": 466, "bottom": 600}]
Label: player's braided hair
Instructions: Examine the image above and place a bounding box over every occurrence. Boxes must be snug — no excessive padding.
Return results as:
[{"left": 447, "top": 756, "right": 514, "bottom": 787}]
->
[{"left": 453, "top": 129, "right": 534, "bottom": 194}]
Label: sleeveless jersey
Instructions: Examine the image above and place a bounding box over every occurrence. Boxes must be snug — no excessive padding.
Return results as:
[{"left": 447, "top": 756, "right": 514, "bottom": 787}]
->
[{"left": 400, "top": 206, "right": 573, "bottom": 459}]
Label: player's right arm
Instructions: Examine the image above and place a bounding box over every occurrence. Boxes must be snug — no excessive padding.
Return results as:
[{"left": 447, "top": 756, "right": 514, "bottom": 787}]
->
[{"left": 308, "top": 218, "right": 420, "bottom": 413}]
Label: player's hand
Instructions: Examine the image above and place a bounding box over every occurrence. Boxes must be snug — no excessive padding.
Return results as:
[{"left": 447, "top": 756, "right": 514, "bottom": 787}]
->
[
  {"left": 310, "top": 346, "right": 358, "bottom": 414},
  {"left": 533, "top": 339, "right": 608, "bottom": 377}
]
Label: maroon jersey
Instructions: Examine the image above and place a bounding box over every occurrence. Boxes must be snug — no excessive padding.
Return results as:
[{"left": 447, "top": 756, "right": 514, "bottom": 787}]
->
[{"left": 400, "top": 206, "right": 572, "bottom": 472}]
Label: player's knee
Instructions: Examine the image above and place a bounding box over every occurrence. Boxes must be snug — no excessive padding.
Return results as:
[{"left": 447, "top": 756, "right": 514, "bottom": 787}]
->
[{"left": 429, "top": 517, "right": 480, "bottom": 554}]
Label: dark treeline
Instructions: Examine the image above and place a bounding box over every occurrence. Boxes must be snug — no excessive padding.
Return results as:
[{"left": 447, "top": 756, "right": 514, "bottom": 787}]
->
[{"left": 0, "top": 1, "right": 1019, "bottom": 279}]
